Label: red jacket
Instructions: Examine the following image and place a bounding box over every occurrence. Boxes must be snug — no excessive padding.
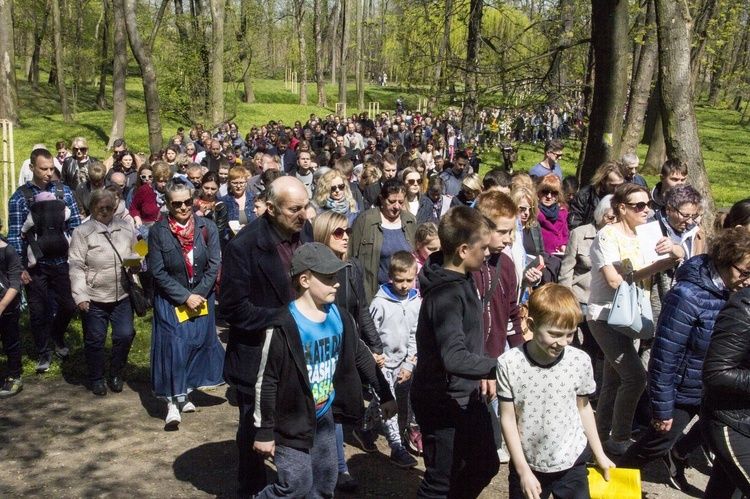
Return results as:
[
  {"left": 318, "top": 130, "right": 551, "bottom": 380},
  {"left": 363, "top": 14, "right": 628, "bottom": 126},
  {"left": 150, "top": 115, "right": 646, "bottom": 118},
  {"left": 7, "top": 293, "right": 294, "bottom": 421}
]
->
[
  {"left": 129, "top": 184, "right": 161, "bottom": 223},
  {"left": 473, "top": 252, "right": 524, "bottom": 358}
]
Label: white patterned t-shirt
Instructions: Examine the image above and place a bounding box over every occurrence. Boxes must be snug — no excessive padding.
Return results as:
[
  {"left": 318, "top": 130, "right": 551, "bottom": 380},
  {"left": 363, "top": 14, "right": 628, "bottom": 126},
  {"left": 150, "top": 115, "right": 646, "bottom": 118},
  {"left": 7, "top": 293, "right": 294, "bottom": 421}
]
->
[{"left": 497, "top": 343, "right": 596, "bottom": 472}]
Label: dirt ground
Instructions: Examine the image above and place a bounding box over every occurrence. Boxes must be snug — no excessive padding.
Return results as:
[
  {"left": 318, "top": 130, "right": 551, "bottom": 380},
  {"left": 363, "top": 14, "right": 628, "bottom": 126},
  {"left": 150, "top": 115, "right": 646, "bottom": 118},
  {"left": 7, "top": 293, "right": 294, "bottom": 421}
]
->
[{"left": 0, "top": 372, "right": 710, "bottom": 498}]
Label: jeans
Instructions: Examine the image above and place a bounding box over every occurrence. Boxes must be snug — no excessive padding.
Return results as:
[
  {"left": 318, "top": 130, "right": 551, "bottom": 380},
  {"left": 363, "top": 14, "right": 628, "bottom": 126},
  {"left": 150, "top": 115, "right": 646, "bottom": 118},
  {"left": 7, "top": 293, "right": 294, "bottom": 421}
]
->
[
  {"left": 81, "top": 298, "right": 136, "bottom": 383},
  {"left": 413, "top": 396, "right": 500, "bottom": 498},
  {"left": 257, "top": 409, "right": 337, "bottom": 498},
  {"left": 335, "top": 424, "right": 348, "bottom": 473},
  {"left": 25, "top": 263, "right": 77, "bottom": 358},
  {"left": 618, "top": 405, "right": 702, "bottom": 468},
  {"left": 237, "top": 390, "right": 267, "bottom": 495},
  {"left": 588, "top": 320, "right": 647, "bottom": 442},
  {"left": 508, "top": 446, "right": 591, "bottom": 499},
  {"left": 704, "top": 418, "right": 750, "bottom": 498},
  {"left": 0, "top": 309, "right": 22, "bottom": 379}
]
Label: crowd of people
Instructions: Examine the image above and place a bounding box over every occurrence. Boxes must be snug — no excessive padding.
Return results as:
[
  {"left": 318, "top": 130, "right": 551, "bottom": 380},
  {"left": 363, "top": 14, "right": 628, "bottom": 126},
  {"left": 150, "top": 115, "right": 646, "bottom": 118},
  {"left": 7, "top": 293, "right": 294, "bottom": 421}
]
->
[{"left": 2, "top": 106, "right": 750, "bottom": 499}]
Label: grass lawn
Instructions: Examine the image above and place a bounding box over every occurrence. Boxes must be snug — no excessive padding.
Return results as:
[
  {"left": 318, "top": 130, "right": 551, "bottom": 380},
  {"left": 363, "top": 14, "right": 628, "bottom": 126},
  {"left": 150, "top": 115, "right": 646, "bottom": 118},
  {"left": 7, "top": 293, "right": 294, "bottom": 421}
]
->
[{"left": 2, "top": 73, "right": 750, "bottom": 381}]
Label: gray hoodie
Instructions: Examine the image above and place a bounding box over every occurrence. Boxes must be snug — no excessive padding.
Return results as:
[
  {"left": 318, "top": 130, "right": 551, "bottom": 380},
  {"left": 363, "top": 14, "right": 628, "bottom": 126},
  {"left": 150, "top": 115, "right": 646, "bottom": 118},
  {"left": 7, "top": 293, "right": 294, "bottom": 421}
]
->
[{"left": 370, "top": 283, "right": 420, "bottom": 371}]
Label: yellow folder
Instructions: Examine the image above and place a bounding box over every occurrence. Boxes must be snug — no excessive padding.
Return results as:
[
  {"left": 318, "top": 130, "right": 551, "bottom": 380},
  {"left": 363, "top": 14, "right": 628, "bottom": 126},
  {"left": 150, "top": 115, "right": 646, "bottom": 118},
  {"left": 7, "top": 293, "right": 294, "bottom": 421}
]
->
[
  {"left": 587, "top": 467, "right": 641, "bottom": 499},
  {"left": 132, "top": 239, "right": 149, "bottom": 257},
  {"left": 175, "top": 302, "right": 208, "bottom": 323}
]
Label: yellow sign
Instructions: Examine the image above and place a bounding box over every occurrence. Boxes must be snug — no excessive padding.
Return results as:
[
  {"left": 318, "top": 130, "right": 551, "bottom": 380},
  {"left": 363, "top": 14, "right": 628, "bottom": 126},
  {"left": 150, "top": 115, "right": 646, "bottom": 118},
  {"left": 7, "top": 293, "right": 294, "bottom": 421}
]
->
[
  {"left": 588, "top": 467, "right": 641, "bottom": 499},
  {"left": 132, "top": 239, "right": 149, "bottom": 257}
]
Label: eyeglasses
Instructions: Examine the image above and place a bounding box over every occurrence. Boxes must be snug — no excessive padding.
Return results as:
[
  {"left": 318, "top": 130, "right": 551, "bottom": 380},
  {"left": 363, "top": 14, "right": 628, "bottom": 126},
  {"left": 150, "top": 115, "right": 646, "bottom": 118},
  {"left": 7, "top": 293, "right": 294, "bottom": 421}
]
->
[
  {"left": 170, "top": 198, "right": 194, "bottom": 209},
  {"left": 541, "top": 189, "right": 559, "bottom": 198},
  {"left": 406, "top": 178, "right": 421, "bottom": 185},
  {"left": 625, "top": 202, "right": 649, "bottom": 213},
  {"left": 96, "top": 206, "right": 115, "bottom": 213},
  {"left": 140, "top": 174, "right": 153, "bottom": 180},
  {"left": 230, "top": 181, "right": 248, "bottom": 187},
  {"left": 330, "top": 183, "right": 346, "bottom": 193},
  {"left": 517, "top": 205, "right": 531, "bottom": 212},
  {"left": 332, "top": 227, "right": 353, "bottom": 240},
  {"left": 733, "top": 264, "right": 750, "bottom": 280},
  {"left": 669, "top": 205, "right": 700, "bottom": 221}
]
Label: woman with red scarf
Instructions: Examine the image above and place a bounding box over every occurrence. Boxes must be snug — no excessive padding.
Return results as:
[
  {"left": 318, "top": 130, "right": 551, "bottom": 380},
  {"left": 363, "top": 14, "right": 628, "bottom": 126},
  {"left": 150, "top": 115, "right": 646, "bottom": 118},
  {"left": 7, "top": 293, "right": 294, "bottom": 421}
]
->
[{"left": 147, "top": 178, "right": 224, "bottom": 428}]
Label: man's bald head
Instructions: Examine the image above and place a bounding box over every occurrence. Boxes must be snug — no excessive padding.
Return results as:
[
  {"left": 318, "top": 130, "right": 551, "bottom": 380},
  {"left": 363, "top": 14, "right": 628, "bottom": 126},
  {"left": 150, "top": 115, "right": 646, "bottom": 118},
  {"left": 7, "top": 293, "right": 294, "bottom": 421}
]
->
[
  {"left": 266, "top": 176, "right": 309, "bottom": 237},
  {"left": 110, "top": 171, "right": 126, "bottom": 189}
]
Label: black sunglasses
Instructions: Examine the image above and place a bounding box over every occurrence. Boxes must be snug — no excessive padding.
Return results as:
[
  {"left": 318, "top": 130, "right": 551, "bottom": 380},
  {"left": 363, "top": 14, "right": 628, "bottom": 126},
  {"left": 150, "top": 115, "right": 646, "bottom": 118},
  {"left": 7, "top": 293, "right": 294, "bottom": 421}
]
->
[
  {"left": 625, "top": 202, "right": 649, "bottom": 213},
  {"left": 170, "top": 198, "right": 194, "bottom": 209},
  {"left": 332, "top": 227, "right": 353, "bottom": 240},
  {"left": 541, "top": 189, "right": 559, "bottom": 197},
  {"left": 330, "top": 183, "right": 346, "bottom": 193}
]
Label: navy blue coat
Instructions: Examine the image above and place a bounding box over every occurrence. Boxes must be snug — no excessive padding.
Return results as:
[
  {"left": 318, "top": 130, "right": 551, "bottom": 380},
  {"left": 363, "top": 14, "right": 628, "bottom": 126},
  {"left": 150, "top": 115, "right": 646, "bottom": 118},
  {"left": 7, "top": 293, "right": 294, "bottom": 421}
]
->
[
  {"left": 219, "top": 213, "right": 313, "bottom": 394},
  {"left": 648, "top": 254, "right": 730, "bottom": 420},
  {"left": 147, "top": 215, "right": 221, "bottom": 306}
]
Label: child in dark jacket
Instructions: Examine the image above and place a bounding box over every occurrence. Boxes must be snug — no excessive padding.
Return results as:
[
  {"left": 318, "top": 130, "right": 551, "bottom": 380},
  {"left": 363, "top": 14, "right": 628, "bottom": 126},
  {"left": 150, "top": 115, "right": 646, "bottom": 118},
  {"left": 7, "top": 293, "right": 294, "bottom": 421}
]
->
[
  {"left": 411, "top": 206, "right": 500, "bottom": 498},
  {"left": 253, "top": 243, "right": 397, "bottom": 498}
]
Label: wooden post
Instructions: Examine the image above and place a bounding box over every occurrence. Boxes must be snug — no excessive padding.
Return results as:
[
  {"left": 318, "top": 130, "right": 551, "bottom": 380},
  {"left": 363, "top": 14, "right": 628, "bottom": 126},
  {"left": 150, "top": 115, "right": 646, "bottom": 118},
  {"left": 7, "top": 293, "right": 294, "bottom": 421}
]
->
[{"left": 1, "top": 120, "right": 15, "bottom": 231}]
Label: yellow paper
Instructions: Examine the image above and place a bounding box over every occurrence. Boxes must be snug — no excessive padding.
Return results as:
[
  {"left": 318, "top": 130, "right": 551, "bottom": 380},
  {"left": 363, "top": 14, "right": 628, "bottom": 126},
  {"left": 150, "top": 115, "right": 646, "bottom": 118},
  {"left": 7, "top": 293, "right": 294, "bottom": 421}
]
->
[
  {"left": 175, "top": 303, "right": 208, "bottom": 323},
  {"left": 133, "top": 239, "right": 149, "bottom": 257},
  {"left": 588, "top": 467, "right": 641, "bottom": 499}
]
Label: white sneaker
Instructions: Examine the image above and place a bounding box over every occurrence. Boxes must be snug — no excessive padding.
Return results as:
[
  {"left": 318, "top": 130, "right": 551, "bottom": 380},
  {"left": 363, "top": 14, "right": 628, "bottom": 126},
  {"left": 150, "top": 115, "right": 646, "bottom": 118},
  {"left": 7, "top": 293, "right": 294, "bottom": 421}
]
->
[
  {"left": 181, "top": 401, "right": 196, "bottom": 413},
  {"left": 165, "top": 402, "right": 181, "bottom": 427},
  {"left": 497, "top": 447, "right": 510, "bottom": 464}
]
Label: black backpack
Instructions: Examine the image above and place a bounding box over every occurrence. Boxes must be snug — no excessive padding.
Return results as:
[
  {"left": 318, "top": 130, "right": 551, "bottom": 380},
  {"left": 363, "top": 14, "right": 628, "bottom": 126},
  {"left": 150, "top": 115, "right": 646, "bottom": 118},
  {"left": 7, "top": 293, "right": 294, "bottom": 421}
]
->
[{"left": 19, "top": 184, "right": 70, "bottom": 261}]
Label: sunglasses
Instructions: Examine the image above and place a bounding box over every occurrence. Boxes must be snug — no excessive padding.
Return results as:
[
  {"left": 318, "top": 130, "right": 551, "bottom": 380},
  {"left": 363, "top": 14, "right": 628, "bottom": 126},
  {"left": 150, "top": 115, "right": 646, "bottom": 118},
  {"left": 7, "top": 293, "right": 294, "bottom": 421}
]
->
[
  {"left": 330, "top": 183, "right": 346, "bottom": 193},
  {"left": 733, "top": 264, "right": 750, "bottom": 280},
  {"left": 332, "top": 227, "right": 353, "bottom": 240},
  {"left": 541, "top": 189, "right": 559, "bottom": 197},
  {"left": 406, "top": 178, "right": 421, "bottom": 185},
  {"left": 170, "top": 198, "right": 194, "bottom": 209},
  {"left": 140, "top": 174, "right": 153, "bottom": 180},
  {"left": 517, "top": 205, "right": 531, "bottom": 212},
  {"left": 550, "top": 152, "right": 563, "bottom": 158},
  {"left": 625, "top": 202, "right": 649, "bottom": 213},
  {"left": 73, "top": 147, "right": 88, "bottom": 153},
  {"left": 96, "top": 206, "right": 115, "bottom": 213}
]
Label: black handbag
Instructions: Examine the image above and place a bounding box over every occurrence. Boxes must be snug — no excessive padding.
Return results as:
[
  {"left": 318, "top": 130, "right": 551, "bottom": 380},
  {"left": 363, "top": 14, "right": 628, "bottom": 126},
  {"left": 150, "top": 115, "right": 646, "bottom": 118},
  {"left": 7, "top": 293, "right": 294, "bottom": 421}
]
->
[{"left": 103, "top": 233, "right": 150, "bottom": 317}]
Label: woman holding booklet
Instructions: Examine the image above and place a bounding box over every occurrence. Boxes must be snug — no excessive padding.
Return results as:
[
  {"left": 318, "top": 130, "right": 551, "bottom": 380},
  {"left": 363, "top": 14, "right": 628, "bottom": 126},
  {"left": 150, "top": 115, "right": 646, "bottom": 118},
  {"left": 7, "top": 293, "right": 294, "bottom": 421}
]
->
[{"left": 147, "top": 178, "right": 224, "bottom": 428}]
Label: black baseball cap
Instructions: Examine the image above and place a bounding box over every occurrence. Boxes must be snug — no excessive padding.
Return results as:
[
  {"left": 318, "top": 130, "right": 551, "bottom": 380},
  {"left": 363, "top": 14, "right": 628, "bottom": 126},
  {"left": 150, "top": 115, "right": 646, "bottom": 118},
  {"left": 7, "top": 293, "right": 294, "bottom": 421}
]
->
[{"left": 291, "top": 243, "right": 350, "bottom": 277}]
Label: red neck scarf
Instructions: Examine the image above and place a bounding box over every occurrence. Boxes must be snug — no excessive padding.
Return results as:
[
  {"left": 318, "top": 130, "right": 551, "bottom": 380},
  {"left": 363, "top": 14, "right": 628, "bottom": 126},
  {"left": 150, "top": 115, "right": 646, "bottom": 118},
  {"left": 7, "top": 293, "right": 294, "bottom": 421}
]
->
[{"left": 168, "top": 215, "right": 196, "bottom": 278}]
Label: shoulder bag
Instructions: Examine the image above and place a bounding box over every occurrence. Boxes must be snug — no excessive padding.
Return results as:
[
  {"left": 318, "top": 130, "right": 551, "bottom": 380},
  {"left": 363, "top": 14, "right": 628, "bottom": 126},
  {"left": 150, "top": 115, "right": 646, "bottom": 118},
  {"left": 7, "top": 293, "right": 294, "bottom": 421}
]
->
[
  {"left": 607, "top": 280, "right": 654, "bottom": 340},
  {"left": 103, "top": 232, "right": 150, "bottom": 317}
]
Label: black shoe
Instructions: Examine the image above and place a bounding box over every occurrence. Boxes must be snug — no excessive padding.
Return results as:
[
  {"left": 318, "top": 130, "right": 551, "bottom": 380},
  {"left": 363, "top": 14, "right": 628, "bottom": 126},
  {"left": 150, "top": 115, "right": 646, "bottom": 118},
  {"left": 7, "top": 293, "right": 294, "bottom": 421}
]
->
[
  {"left": 109, "top": 376, "right": 124, "bottom": 393},
  {"left": 352, "top": 427, "right": 378, "bottom": 453},
  {"left": 92, "top": 381, "right": 107, "bottom": 397},
  {"left": 662, "top": 450, "right": 690, "bottom": 491},
  {"left": 336, "top": 472, "right": 358, "bottom": 492}
]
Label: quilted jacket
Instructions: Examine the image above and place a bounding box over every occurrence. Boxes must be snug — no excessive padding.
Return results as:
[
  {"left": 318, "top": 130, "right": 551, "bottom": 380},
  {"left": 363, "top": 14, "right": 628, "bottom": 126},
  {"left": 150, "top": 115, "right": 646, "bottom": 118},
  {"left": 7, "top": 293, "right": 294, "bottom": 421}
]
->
[{"left": 649, "top": 254, "right": 729, "bottom": 420}]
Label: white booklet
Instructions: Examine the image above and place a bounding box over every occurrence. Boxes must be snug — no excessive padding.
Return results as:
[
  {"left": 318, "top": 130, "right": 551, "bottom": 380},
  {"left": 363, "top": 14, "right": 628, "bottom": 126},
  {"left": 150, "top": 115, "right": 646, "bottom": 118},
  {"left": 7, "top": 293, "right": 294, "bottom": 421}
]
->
[{"left": 636, "top": 221, "right": 668, "bottom": 263}]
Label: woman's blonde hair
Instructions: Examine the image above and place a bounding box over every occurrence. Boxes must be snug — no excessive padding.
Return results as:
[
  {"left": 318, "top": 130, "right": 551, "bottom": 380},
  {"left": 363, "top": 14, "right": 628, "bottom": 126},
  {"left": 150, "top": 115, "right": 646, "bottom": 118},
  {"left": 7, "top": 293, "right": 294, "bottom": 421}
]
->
[
  {"left": 461, "top": 173, "right": 482, "bottom": 193},
  {"left": 511, "top": 186, "right": 538, "bottom": 228},
  {"left": 228, "top": 165, "right": 250, "bottom": 183},
  {"left": 313, "top": 210, "right": 350, "bottom": 261},
  {"left": 151, "top": 161, "right": 174, "bottom": 182},
  {"left": 314, "top": 169, "right": 358, "bottom": 214},
  {"left": 401, "top": 166, "right": 426, "bottom": 198}
]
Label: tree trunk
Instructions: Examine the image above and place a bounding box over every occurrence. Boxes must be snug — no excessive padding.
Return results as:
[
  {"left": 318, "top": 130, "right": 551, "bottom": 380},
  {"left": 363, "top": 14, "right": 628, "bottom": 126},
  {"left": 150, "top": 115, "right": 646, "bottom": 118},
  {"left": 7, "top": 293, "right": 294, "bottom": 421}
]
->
[
  {"left": 329, "top": 1, "right": 339, "bottom": 85},
  {"left": 293, "top": 0, "right": 308, "bottom": 105},
  {"left": 621, "top": 0, "right": 657, "bottom": 154},
  {"left": 434, "top": 0, "right": 453, "bottom": 91},
  {"left": 238, "top": 0, "right": 255, "bottom": 103},
  {"left": 51, "top": 0, "right": 71, "bottom": 122},
  {"left": 0, "top": 0, "right": 19, "bottom": 124},
  {"left": 576, "top": 42, "right": 595, "bottom": 177},
  {"left": 461, "top": 0, "right": 483, "bottom": 139},
  {"left": 124, "top": 0, "right": 163, "bottom": 153},
  {"left": 580, "top": 0, "right": 629, "bottom": 186},
  {"left": 643, "top": 106, "right": 666, "bottom": 174},
  {"left": 148, "top": 0, "right": 170, "bottom": 54},
  {"left": 355, "top": 0, "right": 364, "bottom": 111},
  {"left": 28, "top": 0, "right": 50, "bottom": 89},
  {"left": 690, "top": 0, "right": 718, "bottom": 88},
  {"left": 108, "top": 0, "right": 127, "bottom": 149},
  {"left": 338, "top": 0, "right": 350, "bottom": 107},
  {"left": 655, "top": 0, "right": 715, "bottom": 230},
  {"left": 549, "top": 0, "right": 575, "bottom": 99},
  {"left": 209, "top": 0, "right": 225, "bottom": 125},
  {"left": 96, "top": 0, "right": 110, "bottom": 110},
  {"left": 173, "top": 0, "right": 188, "bottom": 43},
  {"left": 313, "top": 0, "right": 326, "bottom": 106}
]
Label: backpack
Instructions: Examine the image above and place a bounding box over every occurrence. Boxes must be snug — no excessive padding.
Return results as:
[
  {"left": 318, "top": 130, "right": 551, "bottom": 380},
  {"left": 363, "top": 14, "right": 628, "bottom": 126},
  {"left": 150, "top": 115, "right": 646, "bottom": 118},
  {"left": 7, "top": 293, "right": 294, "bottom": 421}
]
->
[{"left": 20, "top": 184, "right": 70, "bottom": 261}]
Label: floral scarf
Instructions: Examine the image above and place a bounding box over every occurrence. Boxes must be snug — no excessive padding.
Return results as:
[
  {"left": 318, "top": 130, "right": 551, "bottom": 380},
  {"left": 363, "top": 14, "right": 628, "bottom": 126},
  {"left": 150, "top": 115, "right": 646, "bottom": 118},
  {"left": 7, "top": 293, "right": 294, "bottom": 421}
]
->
[
  {"left": 168, "top": 214, "right": 196, "bottom": 278},
  {"left": 326, "top": 197, "right": 351, "bottom": 215}
]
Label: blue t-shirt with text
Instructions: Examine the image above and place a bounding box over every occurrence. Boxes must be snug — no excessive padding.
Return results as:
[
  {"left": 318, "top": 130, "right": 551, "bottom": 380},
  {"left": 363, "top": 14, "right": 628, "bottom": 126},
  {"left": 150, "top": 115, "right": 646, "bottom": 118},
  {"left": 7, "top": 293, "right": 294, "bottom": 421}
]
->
[{"left": 289, "top": 302, "right": 343, "bottom": 419}]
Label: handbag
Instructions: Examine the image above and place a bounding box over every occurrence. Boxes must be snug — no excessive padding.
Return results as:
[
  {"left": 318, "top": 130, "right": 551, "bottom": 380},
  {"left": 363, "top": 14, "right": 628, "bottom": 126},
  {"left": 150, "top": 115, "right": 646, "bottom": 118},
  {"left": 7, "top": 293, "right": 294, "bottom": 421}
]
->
[
  {"left": 607, "top": 280, "right": 654, "bottom": 340},
  {"left": 103, "top": 232, "right": 151, "bottom": 317}
]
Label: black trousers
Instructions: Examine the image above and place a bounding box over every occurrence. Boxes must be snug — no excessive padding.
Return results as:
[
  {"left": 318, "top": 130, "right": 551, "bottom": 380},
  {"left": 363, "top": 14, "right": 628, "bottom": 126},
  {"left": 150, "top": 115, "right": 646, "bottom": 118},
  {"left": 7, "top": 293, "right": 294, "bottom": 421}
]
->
[
  {"left": 412, "top": 396, "right": 500, "bottom": 499},
  {"left": 25, "top": 263, "right": 77, "bottom": 358},
  {"left": 509, "top": 446, "right": 591, "bottom": 499},
  {"left": 236, "top": 390, "right": 268, "bottom": 496},
  {"left": 0, "top": 309, "right": 22, "bottom": 379},
  {"left": 704, "top": 418, "right": 750, "bottom": 498}
]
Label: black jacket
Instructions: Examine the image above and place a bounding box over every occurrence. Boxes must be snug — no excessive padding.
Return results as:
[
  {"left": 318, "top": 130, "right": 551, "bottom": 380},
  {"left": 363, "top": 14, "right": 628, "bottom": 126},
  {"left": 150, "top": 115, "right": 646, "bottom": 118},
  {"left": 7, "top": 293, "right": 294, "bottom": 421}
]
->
[
  {"left": 702, "top": 287, "right": 750, "bottom": 437},
  {"left": 336, "top": 257, "right": 383, "bottom": 354},
  {"left": 255, "top": 306, "right": 394, "bottom": 449},
  {"left": 219, "top": 214, "right": 314, "bottom": 394},
  {"left": 411, "top": 254, "right": 497, "bottom": 407},
  {"left": 567, "top": 184, "right": 600, "bottom": 231}
]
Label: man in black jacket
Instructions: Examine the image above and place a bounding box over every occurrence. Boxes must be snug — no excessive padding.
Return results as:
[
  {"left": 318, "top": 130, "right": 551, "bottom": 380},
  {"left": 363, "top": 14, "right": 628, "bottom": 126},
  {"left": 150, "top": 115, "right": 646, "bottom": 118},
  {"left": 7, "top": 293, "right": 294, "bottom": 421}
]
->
[
  {"left": 219, "top": 176, "right": 313, "bottom": 497},
  {"left": 567, "top": 161, "right": 627, "bottom": 231}
]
